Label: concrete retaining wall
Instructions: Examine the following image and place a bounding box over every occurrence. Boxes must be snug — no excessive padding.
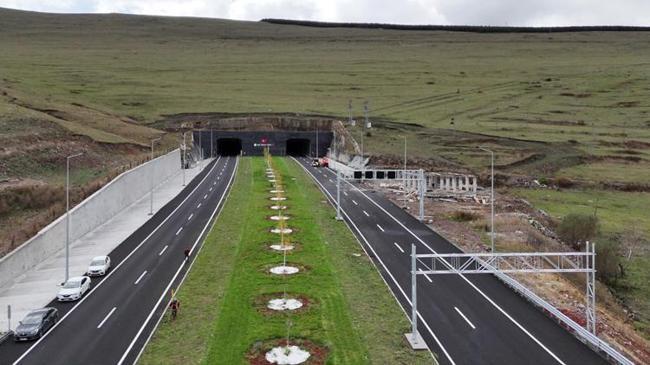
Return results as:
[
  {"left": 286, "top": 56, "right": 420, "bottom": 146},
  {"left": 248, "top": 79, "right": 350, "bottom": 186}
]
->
[{"left": 0, "top": 149, "right": 181, "bottom": 288}]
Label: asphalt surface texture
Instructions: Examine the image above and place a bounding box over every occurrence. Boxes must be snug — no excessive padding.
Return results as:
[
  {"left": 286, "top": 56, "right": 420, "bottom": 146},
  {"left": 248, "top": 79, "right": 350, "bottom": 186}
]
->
[
  {"left": 0, "top": 156, "right": 237, "bottom": 365},
  {"left": 294, "top": 156, "right": 608, "bottom": 365}
]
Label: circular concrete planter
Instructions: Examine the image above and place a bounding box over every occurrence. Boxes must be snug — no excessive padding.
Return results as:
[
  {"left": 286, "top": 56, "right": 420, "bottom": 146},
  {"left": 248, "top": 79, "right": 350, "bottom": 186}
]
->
[
  {"left": 269, "top": 215, "right": 289, "bottom": 221},
  {"left": 269, "top": 265, "right": 300, "bottom": 275},
  {"left": 270, "top": 197, "right": 287, "bottom": 201},
  {"left": 270, "top": 228, "right": 292, "bottom": 234},
  {"left": 265, "top": 346, "right": 310, "bottom": 364},
  {"left": 269, "top": 244, "right": 295, "bottom": 251},
  {"left": 267, "top": 298, "right": 303, "bottom": 311},
  {"left": 270, "top": 205, "right": 287, "bottom": 210}
]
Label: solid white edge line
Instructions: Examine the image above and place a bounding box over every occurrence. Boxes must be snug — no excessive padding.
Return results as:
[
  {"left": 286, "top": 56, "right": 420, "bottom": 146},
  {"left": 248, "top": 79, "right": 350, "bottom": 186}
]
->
[
  {"left": 393, "top": 242, "right": 405, "bottom": 253},
  {"left": 134, "top": 271, "right": 147, "bottom": 285},
  {"left": 341, "top": 172, "right": 567, "bottom": 365},
  {"left": 97, "top": 307, "right": 117, "bottom": 329},
  {"left": 128, "top": 156, "right": 239, "bottom": 365},
  {"left": 293, "top": 158, "right": 443, "bottom": 364},
  {"left": 377, "top": 224, "right": 385, "bottom": 232},
  {"left": 12, "top": 157, "right": 222, "bottom": 365},
  {"left": 454, "top": 307, "right": 476, "bottom": 330},
  {"left": 175, "top": 227, "right": 183, "bottom": 236},
  {"left": 158, "top": 245, "right": 168, "bottom": 256}
]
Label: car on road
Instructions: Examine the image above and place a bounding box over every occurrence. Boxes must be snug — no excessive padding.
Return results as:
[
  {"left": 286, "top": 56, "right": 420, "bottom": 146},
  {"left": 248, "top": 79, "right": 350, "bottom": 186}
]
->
[
  {"left": 57, "top": 276, "right": 91, "bottom": 302},
  {"left": 311, "top": 158, "right": 320, "bottom": 167},
  {"left": 13, "top": 307, "right": 58, "bottom": 341},
  {"left": 87, "top": 255, "right": 111, "bottom": 277}
]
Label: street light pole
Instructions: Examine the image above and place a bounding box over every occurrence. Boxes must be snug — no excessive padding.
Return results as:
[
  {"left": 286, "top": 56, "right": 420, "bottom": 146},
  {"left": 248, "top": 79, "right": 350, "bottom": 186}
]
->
[
  {"left": 403, "top": 135, "right": 407, "bottom": 208},
  {"left": 478, "top": 146, "right": 495, "bottom": 253},
  {"left": 149, "top": 137, "right": 162, "bottom": 215},
  {"left": 182, "top": 132, "right": 186, "bottom": 186},
  {"left": 65, "top": 152, "right": 83, "bottom": 283},
  {"left": 198, "top": 129, "right": 202, "bottom": 169},
  {"left": 210, "top": 129, "right": 214, "bottom": 158}
]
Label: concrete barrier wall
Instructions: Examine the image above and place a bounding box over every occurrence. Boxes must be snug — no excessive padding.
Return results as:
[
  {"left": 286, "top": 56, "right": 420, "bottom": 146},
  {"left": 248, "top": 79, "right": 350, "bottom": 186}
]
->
[{"left": 0, "top": 149, "right": 181, "bottom": 288}]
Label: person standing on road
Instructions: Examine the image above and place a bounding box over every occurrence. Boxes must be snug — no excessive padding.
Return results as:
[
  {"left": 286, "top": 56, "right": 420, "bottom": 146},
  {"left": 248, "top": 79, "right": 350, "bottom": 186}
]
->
[{"left": 184, "top": 247, "right": 191, "bottom": 261}]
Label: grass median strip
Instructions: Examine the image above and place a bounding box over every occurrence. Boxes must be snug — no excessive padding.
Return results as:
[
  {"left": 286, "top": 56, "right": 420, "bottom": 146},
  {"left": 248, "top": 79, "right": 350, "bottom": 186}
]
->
[{"left": 140, "top": 157, "right": 433, "bottom": 364}]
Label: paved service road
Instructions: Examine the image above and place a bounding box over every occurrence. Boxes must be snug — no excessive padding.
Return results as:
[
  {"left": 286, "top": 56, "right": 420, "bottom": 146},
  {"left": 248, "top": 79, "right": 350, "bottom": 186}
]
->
[
  {"left": 1, "top": 156, "right": 237, "bottom": 365},
  {"left": 294, "top": 157, "right": 607, "bottom": 365}
]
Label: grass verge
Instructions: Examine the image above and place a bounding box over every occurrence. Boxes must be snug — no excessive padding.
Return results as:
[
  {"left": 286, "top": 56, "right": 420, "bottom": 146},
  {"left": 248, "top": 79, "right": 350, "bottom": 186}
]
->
[{"left": 140, "top": 157, "right": 432, "bottom": 364}]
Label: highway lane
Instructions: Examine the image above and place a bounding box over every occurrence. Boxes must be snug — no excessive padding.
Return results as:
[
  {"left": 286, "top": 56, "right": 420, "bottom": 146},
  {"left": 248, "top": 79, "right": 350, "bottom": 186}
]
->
[
  {"left": 295, "top": 157, "right": 607, "bottom": 365},
  {"left": 1, "top": 156, "right": 237, "bottom": 365}
]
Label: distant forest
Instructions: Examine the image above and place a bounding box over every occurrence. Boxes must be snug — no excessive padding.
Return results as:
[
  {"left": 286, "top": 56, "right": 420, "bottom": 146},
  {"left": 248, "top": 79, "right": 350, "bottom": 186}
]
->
[{"left": 261, "top": 19, "right": 650, "bottom": 33}]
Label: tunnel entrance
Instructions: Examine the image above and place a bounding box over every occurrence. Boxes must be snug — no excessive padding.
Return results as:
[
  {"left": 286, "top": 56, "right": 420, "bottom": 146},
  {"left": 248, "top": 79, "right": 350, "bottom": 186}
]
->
[
  {"left": 286, "top": 138, "right": 311, "bottom": 156},
  {"left": 216, "top": 138, "right": 242, "bottom": 156}
]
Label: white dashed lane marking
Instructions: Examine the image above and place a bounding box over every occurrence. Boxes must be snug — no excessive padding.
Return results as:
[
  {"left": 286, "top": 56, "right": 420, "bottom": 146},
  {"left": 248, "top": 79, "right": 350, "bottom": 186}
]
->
[
  {"left": 97, "top": 307, "right": 117, "bottom": 329},
  {"left": 134, "top": 271, "right": 147, "bottom": 285},
  {"left": 393, "top": 242, "right": 404, "bottom": 253},
  {"left": 455, "top": 307, "right": 476, "bottom": 330},
  {"left": 363, "top": 210, "right": 370, "bottom": 217},
  {"left": 176, "top": 227, "right": 183, "bottom": 236},
  {"left": 376, "top": 224, "right": 385, "bottom": 232},
  {"left": 188, "top": 213, "right": 193, "bottom": 221},
  {"left": 352, "top": 200, "right": 358, "bottom": 206},
  {"left": 158, "top": 245, "right": 168, "bottom": 256}
]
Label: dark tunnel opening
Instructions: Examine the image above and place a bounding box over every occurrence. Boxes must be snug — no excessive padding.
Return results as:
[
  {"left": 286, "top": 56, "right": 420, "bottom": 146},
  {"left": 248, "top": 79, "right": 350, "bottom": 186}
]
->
[
  {"left": 216, "top": 138, "right": 242, "bottom": 156},
  {"left": 286, "top": 138, "right": 311, "bottom": 156}
]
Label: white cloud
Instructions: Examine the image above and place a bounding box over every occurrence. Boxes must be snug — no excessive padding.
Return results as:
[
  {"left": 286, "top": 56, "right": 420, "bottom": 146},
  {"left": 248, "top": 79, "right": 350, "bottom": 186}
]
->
[{"left": 0, "top": 0, "right": 648, "bottom": 26}]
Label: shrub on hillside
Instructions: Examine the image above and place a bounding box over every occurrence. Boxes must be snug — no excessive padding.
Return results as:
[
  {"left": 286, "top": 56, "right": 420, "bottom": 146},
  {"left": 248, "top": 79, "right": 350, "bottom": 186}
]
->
[
  {"left": 450, "top": 210, "right": 480, "bottom": 222},
  {"left": 595, "top": 236, "right": 623, "bottom": 284},
  {"left": 555, "top": 177, "right": 575, "bottom": 188},
  {"left": 557, "top": 213, "right": 599, "bottom": 250}
]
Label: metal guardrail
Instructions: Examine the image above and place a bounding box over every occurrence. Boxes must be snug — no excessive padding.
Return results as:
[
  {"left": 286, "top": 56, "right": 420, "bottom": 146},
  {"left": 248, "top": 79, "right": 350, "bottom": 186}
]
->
[
  {"left": 0, "top": 330, "right": 12, "bottom": 345},
  {"left": 492, "top": 269, "right": 634, "bottom": 365}
]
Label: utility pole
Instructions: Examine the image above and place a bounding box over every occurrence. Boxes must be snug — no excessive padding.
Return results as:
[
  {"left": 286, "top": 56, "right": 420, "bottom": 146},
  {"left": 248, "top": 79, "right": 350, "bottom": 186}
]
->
[
  {"left": 65, "top": 152, "right": 83, "bottom": 283},
  {"left": 210, "top": 129, "right": 214, "bottom": 158},
  {"left": 478, "top": 146, "right": 495, "bottom": 253},
  {"left": 149, "top": 137, "right": 162, "bottom": 215},
  {"left": 348, "top": 99, "right": 354, "bottom": 126}
]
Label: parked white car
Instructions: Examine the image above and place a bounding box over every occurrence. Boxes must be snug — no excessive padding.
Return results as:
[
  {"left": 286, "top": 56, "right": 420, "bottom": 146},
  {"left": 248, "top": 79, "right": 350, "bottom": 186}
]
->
[
  {"left": 57, "top": 276, "right": 90, "bottom": 302},
  {"left": 87, "top": 256, "right": 111, "bottom": 277}
]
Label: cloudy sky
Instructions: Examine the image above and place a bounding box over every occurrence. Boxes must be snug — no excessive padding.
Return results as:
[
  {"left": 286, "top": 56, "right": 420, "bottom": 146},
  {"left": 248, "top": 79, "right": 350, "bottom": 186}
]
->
[{"left": 0, "top": 0, "right": 649, "bottom": 26}]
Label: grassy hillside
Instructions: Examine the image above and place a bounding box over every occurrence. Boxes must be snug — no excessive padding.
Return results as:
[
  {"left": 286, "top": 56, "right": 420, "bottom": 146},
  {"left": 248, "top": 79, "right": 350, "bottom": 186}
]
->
[{"left": 1, "top": 5, "right": 649, "bottom": 340}]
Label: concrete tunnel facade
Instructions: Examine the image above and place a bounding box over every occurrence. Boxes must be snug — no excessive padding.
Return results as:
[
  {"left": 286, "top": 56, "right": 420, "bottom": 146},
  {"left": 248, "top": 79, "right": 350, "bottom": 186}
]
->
[{"left": 193, "top": 130, "right": 333, "bottom": 157}]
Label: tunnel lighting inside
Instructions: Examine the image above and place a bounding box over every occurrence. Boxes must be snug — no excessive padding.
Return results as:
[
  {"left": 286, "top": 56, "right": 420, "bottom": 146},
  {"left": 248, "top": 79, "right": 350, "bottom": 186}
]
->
[
  {"left": 286, "top": 138, "right": 311, "bottom": 156},
  {"left": 216, "top": 138, "right": 242, "bottom": 156}
]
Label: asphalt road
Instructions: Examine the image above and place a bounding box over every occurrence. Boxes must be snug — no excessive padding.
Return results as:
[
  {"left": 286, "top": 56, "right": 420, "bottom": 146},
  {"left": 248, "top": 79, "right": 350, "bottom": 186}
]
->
[
  {"left": 0, "top": 156, "right": 237, "bottom": 365},
  {"left": 294, "top": 157, "right": 608, "bottom": 365}
]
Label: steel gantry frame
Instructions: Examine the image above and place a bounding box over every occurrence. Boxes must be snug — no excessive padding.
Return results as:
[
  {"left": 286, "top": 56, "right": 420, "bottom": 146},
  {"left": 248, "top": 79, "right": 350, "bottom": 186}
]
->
[
  {"left": 334, "top": 168, "right": 426, "bottom": 222},
  {"left": 406, "top": 242, "right": 598, "bottom": 350}
]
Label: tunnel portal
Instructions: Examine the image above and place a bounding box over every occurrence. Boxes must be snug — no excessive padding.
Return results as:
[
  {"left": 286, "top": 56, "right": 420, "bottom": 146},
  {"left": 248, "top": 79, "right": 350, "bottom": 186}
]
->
[
  {"left": 216, "top": 138, "right": 242, "bottom": 156},
  {"left": 286, "top": 138, "right": 311, "bottom": 156}
]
